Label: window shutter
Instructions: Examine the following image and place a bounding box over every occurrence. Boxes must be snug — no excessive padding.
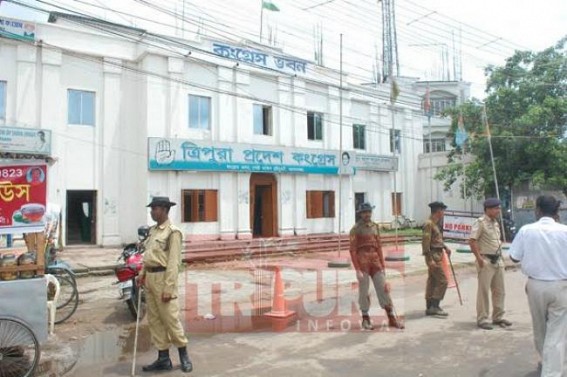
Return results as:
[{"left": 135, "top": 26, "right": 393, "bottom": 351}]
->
[
  {"left": 329, "top": 191, "right": 336, "bottom": 218},
  {"left": 204, "top": 190, "right": 218, "bottom": 222},
  {"left": 306, "top": 191, "right": 313, "bottom": 218},
  {"left": 313, "top": 191, "right": 323, "bottom": 218}
]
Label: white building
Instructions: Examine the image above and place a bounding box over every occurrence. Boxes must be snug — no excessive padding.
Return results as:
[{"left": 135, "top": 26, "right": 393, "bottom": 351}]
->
[
  {"left": 414, "top": 80, "right": 483, "bottom": 221},
  {"left": 0, "top": 13, "right": 425, "bottom": 246}
]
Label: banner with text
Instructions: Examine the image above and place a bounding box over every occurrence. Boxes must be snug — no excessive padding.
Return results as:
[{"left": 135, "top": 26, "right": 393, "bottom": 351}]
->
[
  {"left": 0, "top": 17, "right": 35, "bottom": 42},
  {"left": 443, "top": 214, "right": 475, "bottom": 240},
  {"left": 148, "top": 138, "right": 356, "bottom": 175},
  {"left": 0, "top": 126, "right": 52, "bottom": 155},
  {"left": 0, "top": 164, "right": 48, "bottom": 234}
]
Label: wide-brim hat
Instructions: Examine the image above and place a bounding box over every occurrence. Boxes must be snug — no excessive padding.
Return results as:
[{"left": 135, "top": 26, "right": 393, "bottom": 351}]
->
[
  {"left": 147, "top": 196, "right": 176, "bottom": 208},
  {"left": 428, "top": 201, "right": 448, "bottom": 210},
  {"left": 357, "top": 202, "right": 375, "bottom": 213}
]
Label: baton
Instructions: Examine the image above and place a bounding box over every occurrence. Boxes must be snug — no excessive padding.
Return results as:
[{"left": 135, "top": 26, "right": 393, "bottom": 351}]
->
[
  {"left": 131, "top": 286, "right": 144, "bottom": 376},
  {"left": 448, "top": 254, "right": 463, "bottom": 306}
]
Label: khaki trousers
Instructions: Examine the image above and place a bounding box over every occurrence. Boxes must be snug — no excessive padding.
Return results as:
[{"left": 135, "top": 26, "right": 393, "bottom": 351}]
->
[
  {"left": 425, "top": 258, "right": 448, "bottom": 301},
  {"left": 476, "top": 257, "right": 505, "bottom": 324},
  {"left": 358, "top": 271, "right": 392, "bottom": 314},
  {"left": 526, "top": 279, "right": 567, "bottom": 377},
  {"left": 145, "top": 271, "right": 188, "bottom": 350}
]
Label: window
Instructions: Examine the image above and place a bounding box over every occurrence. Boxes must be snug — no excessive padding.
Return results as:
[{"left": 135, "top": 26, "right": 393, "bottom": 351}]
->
[
  {"left": 424, "top": 138, "right": 447, "bottom": 153},
  {"left": 430, "top": 98, "right": 456, "bottom": 115},
  {"left": 68, "top": 89, "right": 95, "bottom": 126},
  {"left": 0, "top": 81, "right": 6, "bottom": 120},
  {"left": 307, "top": 112, "right": 323, "bottom": 141},
  {"left": 353, "top": 124, "right": 366, "bottom": 150},
  {"left": 182, "top": 190, "right": 218, "bottom": 222},
  {"left": 188, "top": 95, "right": 211, "bottom": 129},
  {"left": 390, "top": 129, "right": 401, "bottom": 153},
  {"left": 391, "top": 192, "right": 402, "bottom": 216},
  {"left": 253, "top": 104, "right": 272, "bottom": 135},
  {"left": 306, "top": 190, "right": 335, "bottom": 218}
]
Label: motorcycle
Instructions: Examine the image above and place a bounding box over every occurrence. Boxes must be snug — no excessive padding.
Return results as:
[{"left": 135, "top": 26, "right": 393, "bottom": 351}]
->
[
  {"left": 114, "top": 226, "right": 148, "bottom": 320},
  {"left": 502, "top": 209, "right": 517, "bottom": 242}
]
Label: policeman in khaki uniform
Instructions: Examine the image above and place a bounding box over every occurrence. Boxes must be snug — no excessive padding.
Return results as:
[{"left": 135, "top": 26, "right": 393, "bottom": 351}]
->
[
  {"left": 469, "top": 198, "right": 512, "bottom": 330},
  {"left": 422, "top": 201, "right": 452, "bottom": 317},
  {"left": 137, "top": 197, "right": 192, "bottom": 373},
  {"left": 349, "top": 202, "right": 404, "bottom": 330}
]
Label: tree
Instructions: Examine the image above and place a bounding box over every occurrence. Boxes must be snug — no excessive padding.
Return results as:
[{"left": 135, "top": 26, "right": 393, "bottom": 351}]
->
[{"left": 437, "top": 36, "right": 567, "bottom": 200}]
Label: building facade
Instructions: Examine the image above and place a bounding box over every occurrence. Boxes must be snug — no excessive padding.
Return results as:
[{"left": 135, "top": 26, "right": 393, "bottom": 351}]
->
[{"left": 0, "top": 14, "right": 425, "bottom": 246}]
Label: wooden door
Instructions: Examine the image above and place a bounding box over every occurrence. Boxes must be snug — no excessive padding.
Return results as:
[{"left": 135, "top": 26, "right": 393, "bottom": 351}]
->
[{"left": 250, "top": 174, "right": 278, "bottom": 238}]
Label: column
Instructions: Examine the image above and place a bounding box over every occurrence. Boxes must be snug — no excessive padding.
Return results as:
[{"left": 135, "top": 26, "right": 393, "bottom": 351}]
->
[
  {"left": 100, "top": 58, "right": 122, "bottom": 246},
  {"left": 278, "top": 174, "right": 294, "bottom": 237},
  {"left": 219, "top": 173, "right": 237, "bottom": 240},
  {"left": 217, "top": 66, "right": 236, "bottom": 143},
  {"left": 235, "top": 71, "right": 251, "bottom": 143},
  {"left": 15, "top": 44, "right": 37, "bottom": 126},
  {"left": 294, "top": 175, "right": 307, "bottom": 235},
  {"left": 236, "top": 173, "right": 252, "bottom": 239}
]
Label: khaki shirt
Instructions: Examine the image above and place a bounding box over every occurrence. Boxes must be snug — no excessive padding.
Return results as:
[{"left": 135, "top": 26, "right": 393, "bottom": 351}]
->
[
  {"left": 470, "top": 215, "right": 501, "bottom": 254},
  {"left": 349, "top": 220, "right": 384, "bottom": 272},
  {"left": 422, "top": 218, "right": 445, "bottom": 262},
  {"left": 142, "top": 219, "right": 183, "bottom": 295}
]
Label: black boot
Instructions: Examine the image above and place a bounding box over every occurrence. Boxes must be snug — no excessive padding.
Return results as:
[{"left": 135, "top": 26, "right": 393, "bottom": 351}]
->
[
  {"left": 178, "top": 346, "right": 193, "bottom": 373},
  {"left": 142, "top": 349, "right": 173, "bottom": 372}
]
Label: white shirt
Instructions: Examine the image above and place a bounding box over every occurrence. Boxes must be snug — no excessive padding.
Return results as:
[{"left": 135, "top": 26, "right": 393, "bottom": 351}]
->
[{"left": 509, "top": 217, "right": 567, "bottom": 281}]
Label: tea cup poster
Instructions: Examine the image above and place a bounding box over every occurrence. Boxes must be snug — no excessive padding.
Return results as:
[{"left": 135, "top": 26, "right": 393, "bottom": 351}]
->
[{"left": 0, "top": 164, "right": 47, "bottom": 234}]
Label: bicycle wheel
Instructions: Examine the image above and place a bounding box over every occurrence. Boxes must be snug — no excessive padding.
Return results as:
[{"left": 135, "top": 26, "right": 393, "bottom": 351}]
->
[
  {"left": 0, "top": 317, "right": 40, "bottom": 377},
  {"left": 54, "top": 275, "right": 79, "bottom": 325},
  {"left": 46, "top": 267, "right": 77, "bottom": 309}
]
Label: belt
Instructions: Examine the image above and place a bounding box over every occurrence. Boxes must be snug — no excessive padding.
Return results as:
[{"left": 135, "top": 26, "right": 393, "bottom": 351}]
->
[{"left": 145, "top": 266, "right": 166, "bottom": 273}]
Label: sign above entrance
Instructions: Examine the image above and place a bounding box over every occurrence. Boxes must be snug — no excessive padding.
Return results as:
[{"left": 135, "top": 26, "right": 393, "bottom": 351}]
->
[
  {"left": 148, "top": 138, "right": 350, "bottom": 175},
  {"left": 355, "top": 153, "right": 398, "bottom": 172},
  {"left": 0, "top": 126, "right": 51, "bottom": 156}
]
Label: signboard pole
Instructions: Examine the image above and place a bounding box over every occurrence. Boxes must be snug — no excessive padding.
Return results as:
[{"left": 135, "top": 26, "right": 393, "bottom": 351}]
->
[{"left": 329, "top": 34, "right": 350, "bottom": 268}]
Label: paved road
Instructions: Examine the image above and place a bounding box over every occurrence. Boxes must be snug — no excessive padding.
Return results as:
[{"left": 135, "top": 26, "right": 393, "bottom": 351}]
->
[{"left": 64, "top": 266, "right": 541, "bottom": 377}]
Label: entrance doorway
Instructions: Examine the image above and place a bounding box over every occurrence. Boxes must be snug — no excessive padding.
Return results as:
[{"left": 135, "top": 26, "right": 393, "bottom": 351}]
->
[
  {"left": 355, "top": 192, "right": 367, "bottom": 222},
  {"left": 249, "top": 173, "right": 278, "bottom": 238},
  {"left": 66, "top": 190, "right": 97, "bottom": 244}
]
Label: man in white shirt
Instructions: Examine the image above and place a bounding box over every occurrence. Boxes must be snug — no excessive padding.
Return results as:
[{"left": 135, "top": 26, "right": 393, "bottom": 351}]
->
[{"left": 509, "top": 195, "right": 567, "bottom": 377}]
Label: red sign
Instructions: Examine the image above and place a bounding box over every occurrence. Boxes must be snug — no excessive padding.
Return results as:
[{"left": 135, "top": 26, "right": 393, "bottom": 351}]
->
[{"left": 0, "top": 164, "right": 47, "bottom": 234}]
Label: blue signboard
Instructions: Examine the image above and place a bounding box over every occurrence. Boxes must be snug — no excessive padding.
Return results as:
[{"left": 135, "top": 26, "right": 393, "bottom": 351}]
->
[{"left": 148, "top": 138, "right": 349, "bottom": 175}]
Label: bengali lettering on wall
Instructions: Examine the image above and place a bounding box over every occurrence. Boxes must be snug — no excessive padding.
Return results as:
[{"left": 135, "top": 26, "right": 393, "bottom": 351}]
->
[
  {"left": 0, "top": 164, "right": 47, "bottom": 234},
  {"left": 210, "top": 42, "right": 308, "bottom": 75},
  {"left": 148, "top": 138, "right": 345, "bottom": 175}
]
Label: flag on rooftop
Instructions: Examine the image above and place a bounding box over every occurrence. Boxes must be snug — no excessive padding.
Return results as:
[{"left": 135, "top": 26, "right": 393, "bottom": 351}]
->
[{"left": 262, "top": 1, "right": 280, "bottom": 11}]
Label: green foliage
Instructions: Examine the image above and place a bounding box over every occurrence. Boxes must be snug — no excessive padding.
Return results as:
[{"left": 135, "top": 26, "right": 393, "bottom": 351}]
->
[{"left": 437, "top": 36, "right": 567, "bottom": 198}]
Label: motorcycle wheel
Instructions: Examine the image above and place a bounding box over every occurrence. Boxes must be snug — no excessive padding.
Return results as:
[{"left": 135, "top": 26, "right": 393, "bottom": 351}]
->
[{"left": 126, "top": 284, "right": 146, "bottom": 321}]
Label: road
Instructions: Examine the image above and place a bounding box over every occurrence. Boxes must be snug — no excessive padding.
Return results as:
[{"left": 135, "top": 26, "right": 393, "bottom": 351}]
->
[{"left": 57, "top": 265, "right": 541, "bottom": 377}]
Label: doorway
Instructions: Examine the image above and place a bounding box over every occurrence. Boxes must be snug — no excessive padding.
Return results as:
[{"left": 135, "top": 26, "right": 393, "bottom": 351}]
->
[
  {"left": 355, "top": 192, "right": 367, "bottom": 222},
  {"left": 66, "top": 190, "right": 97, "bottom": 244},
  {"left": 250, "top": 173, "right": 278, "bottom": 238}
]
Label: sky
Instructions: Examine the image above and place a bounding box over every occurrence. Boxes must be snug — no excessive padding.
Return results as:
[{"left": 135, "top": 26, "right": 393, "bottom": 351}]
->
[{"left": 1, "top": 0, "right": 565, "bottom": 99}]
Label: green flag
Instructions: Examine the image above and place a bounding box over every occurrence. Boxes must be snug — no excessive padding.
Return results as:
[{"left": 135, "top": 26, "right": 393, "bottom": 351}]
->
[
  {"left": 262, "top": 1, "right": 280, "bottom": 11},
  {"left": 390, "top": 79, "right": 400, "bottom": 104}
]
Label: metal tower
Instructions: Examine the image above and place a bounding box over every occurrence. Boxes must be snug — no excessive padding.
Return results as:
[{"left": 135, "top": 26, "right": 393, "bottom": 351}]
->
[{"left": 381, "top": 0, "right": 400, "bottom": 82}]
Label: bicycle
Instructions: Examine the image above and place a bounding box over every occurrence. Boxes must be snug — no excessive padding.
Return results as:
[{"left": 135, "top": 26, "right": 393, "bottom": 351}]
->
[
  {"left": 0, "top": 316, "right": 40, "bottom": 377},
  {"left": 390, "top": 214, "right": 417, "bottom": 229}
]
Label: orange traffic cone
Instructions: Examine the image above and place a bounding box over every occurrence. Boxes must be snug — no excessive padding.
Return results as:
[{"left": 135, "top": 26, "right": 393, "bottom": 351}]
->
[
  {"left": 441, "top": 252, "right": 456, "bottom": 288},
  {"left": 265, "top": 266, "right": 295, "bottom": 318}
]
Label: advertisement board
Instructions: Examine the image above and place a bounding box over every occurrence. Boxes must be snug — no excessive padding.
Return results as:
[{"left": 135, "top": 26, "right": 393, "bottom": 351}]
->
[{"left": 0, "top": 164, "right": 48, "bottom": 234}]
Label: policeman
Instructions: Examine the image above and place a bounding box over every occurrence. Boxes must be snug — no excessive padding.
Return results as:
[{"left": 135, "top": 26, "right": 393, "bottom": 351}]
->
[
  {"left": 469, "top": 198, "right": 512, "bottom": 330},
  {"left": 349, "top": 202, "right": 404, "bottom": 330},
  {"left": 422, "top": 201, "right": 451, "bottom": 317},
  {"left": 137, "top": 196, "right": 192, "bottom": 373}
]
